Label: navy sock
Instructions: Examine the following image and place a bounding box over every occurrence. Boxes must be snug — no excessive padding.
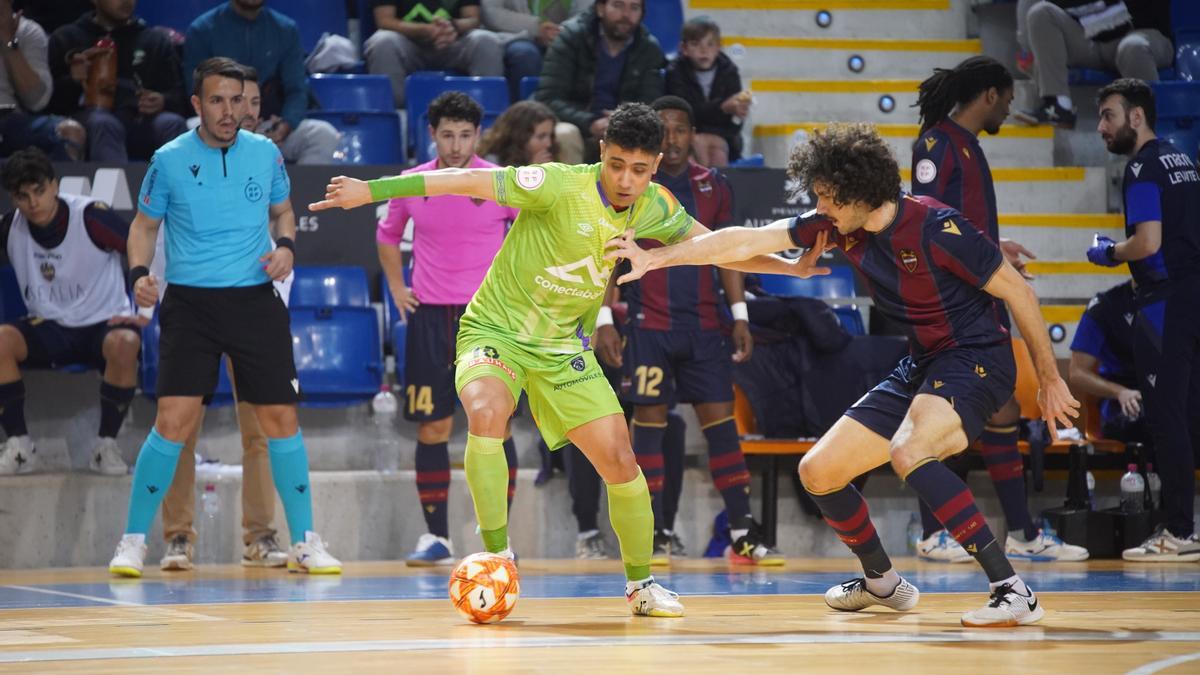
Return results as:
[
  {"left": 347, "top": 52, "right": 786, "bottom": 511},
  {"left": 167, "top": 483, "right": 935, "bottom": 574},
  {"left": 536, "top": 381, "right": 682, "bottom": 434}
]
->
[
  {"left": 661, "top": 412, "right": 687, "bottom": 531},
  {"left": 905, "top": 460, "right": 1014, "bottom": 583},
  {"left": 98, "top": 381, "right": 136, "bottom": 438},
  {"left": 807, "top": 485, "right": 892, "bottom": 578},
  {"left": 919, "top": 499, "right": 942, "bottom": 540},
  {"left": 702, "top": 417, "right": 752, "bottom": 527},
  {"left": 503, "top": 437, "right": 518, "bottom": 510},
  {"left": 564, "top": 443, "right": 601, "bottom": 532},
  {"left": 0, "top": 380, "right": 27, "bottom": 438},
  {"left": 415, "top": 441, "right": 450, "bottom": 538},
  {"left": 632, "top": 420, "right": 667, "bottom": 530},
  {"left": 980, "top": 425, "right": 1038, "bottom": 540}
]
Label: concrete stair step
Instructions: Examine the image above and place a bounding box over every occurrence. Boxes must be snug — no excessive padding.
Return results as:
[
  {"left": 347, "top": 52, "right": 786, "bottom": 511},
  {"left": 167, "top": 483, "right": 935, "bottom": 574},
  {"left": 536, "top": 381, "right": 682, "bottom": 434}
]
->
[
  {"left": 999, "top": 213, "right": 1123, "bottom": 259},
  {"left": 750, "top": 78, "right": 922, "bottom": 125},
  {"left": 686, "top": 0, "right": 967, "bottom": 39},
  {"left": 725, "top": 35, "right": 981, "bottom": 79},
  {"left": 752, "top": 122, "right": 1055, "bottom": 168},
  {"left": 901, "top": 167, "right": 1108, "bottom": 214}
]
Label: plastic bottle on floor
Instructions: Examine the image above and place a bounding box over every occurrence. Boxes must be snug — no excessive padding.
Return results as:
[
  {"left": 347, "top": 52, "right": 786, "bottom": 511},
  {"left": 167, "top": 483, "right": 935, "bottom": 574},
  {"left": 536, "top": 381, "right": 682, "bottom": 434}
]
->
[
  {"left": 1146, "top": 463, "right": 1161, "bottom": 510},
  {"left": 372, "top": 384, "right": 399, "bottom": 471},
  {"left": 906, "top": 513, "right": 922, "bottom": 554},
  {"left": 199, "top": 482, "right": 221, "bottom": 564},
  {"left": 1119, "top": 464, "right": 1145, "bottom": 513}
]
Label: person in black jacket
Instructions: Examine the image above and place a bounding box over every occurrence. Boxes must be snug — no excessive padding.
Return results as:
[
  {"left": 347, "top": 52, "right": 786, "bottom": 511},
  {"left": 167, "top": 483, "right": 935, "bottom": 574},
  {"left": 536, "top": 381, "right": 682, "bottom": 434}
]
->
[
  {"left": 46, "top": 0, "right": 186, "bottom": 161},
  {"left": 665, "top": 17, "right": 747, "bottom": 166}
]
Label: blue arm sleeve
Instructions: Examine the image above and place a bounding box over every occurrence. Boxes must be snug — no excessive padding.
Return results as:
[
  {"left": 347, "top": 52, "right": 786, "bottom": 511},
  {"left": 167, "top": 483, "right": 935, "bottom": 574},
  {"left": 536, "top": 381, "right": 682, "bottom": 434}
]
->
[
  {"left": 1125, "top": 180, "right": 1162, "bottom": 226},
  {"left": 1069, "top": 311, "right": 1107, "bottom": 358}
]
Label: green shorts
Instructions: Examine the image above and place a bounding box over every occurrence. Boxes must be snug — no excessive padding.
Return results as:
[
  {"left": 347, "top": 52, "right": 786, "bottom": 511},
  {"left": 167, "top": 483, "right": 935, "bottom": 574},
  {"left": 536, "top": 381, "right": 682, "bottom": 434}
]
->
[{"left": 455, "top": 327, "right": 623, "bottom": 450}]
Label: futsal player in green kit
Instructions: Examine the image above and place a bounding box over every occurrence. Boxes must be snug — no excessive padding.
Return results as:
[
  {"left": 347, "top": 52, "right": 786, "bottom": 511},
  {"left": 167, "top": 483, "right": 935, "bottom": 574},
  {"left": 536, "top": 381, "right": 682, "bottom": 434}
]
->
[{"left": 311, "top": 103, "right": 829, "bottom": 616}]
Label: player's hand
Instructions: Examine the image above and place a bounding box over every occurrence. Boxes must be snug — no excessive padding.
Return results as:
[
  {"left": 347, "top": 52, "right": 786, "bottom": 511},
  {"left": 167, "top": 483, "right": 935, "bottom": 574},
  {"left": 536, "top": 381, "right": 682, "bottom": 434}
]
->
[
  {"left": 260, "top": 246, "right": 294, "bottom": 281},
  {"left": 109, "top": 313, "right": 151, "bottom": 328},
  {"left": 536, "top": 21, "right": 560, "bottom": 47},
  {"left": 1117, "top": 387, "right": 1142, "bottom": 419},
  {"left": 606, "top": 229, "right": 651, "bottom": 284},
  {"left": 133, "top": 274, "right": 159, "bottom": 308},
  {"left": 309, "top": 176, "right": 372, "bottom": 211},
  {"left": 1086, "top": 234, "right": 1120, "bottom": 267},
  {"left": 1037, "top": 375, "right": 1081, "bottom": 441},
  {"left": 999, "top": 238, "right": 1037, "bottom": 280},
  {"left": 594, "top": 323, "right": 622, "bottom": 368},
  {"left": 391, "top": 284, "right": 420, "bottom": 323},
  {"left": 731, "top": 319, "right": 753, "bottom": 363},
  {"left": 788, "top": 229, "right": 833, "bottom": 279}
]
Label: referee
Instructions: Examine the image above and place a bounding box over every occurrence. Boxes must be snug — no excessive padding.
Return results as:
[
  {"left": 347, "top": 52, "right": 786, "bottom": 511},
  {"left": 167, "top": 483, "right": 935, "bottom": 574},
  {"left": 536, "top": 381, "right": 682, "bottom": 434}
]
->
[{"left": 106, "top": 57, "right": 340, "bottom": 577}]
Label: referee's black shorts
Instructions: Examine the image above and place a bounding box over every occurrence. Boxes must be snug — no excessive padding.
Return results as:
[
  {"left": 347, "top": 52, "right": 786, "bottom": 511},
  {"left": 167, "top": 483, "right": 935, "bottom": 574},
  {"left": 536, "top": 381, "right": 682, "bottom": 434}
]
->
[{"left": 157, "top": 283, "right": 299, "bottom": 404}]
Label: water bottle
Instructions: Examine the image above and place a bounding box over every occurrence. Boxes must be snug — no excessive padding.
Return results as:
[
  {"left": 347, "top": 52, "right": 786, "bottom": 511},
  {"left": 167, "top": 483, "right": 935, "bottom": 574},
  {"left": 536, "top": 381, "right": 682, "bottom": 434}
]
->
[
  {"left": 1120, "top": 464, "right": 1145, "bottom": 513},
  {"left": 1146, "top": 463, "right": 1162, "bottom": 510},
  {"left": 199, "top": 482, "right": 221, "bottom": 564},
  {"left": 372, "top": 384, "right": 399, "bottom": 471},
  {"left": 906, "top": 512, "right": 922, "bottom": 554},
  {"left": 1086, "top": 471, "right": 1096, "bottom": 510}
]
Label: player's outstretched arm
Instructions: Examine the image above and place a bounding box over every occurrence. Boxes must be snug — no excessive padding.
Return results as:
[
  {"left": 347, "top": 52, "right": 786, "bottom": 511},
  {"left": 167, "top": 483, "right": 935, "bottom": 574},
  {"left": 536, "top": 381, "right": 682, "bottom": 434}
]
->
[
  {"left": 308, "top": 169, "right": 500, "bottom": 211},
  {"left": 984, "top": 261, "right": 1081, "bottom": 438},
  {"left": 606, "top": 220, "right": 830, "bottom": 284}
]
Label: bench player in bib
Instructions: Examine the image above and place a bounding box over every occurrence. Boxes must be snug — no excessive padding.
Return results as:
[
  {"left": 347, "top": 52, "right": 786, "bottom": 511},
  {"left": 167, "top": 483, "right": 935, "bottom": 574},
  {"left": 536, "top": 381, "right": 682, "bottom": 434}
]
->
[
  {"left": 607, "top": 123, "right": 1079, "bottom": 627},
  {"left": 311, "top": 103, "right": 829, "bottom": 617}
]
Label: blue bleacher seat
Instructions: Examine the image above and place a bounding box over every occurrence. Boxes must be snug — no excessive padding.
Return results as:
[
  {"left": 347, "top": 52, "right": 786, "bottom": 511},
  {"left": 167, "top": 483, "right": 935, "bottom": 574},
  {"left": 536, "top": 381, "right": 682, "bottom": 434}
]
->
[
  {"left": 832, "top": 305, "right": 865, "bottom": 336},
  {"left": 139, "top": 0, "right": 345, "bottom": 53},
  {"left": 406, "top": 75, "right": 509, "bottom": 161},
  {"left": 309, "top": 74, "right": 394, "bottom": 112},
  {"left": 1178, "top": 43, "right": 1200, "bottom": 82},
  {"left": 0, "top": 265, "right": 26, "bottom": 323},
  {"left": 519, "top": 76, "right": 540, "bottom": 101},
  {"left": 1164, "top": 129, "right": 1199, "bottom": 160},
  {"left": 1152, "top": 81, "right": 1200, "bottom": 133},
  {"left": 290, "top": 266, "right": 371, "bottom": 308},
  {"left": 729, "top": 153, "right": 765, "bottom": 168},
  {"left": 380, "top": 271, "right": 415, "bottom": 385},
  {"left": 757, "top": 266, "right": 856, "bottom": 299},
  {"left": 308, "top": 111, "right": 404, "bottom": 164},
  {"left": 643, "top": 0, "right": 684, "bottom": 57},
  {"left": 290, "top": 307, "right": 382, "bottom": 406}
]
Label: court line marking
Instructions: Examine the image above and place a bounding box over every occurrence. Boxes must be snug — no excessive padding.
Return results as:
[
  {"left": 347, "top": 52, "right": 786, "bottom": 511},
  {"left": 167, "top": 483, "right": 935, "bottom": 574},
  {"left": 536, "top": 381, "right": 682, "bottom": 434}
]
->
[
  {"left": 1, "top": 585, "right": 144, "bottom": 608},
  {"left": 3, "top": 630, "right": 1200, "bottom": 663},
  {"left": 1127, "top": 651, "right": 1200, "bottom": 675}
]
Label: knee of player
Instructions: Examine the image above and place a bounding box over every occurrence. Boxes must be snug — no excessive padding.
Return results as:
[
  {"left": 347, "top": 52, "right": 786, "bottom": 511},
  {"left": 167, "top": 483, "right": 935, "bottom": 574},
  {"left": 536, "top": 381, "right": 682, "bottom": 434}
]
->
[
  {"left": 418, "top": 417, "right": 453, "bottom": 443},
  {"left": 887, "top": 442, "right": 924, "bottom": 477},
  {"left": 0, "top": 324, "right": 24, "bottom": 359},
  {"left": 464, "top": 398, "right": 506, "bottom": 433},
  {"left": 798, "top": 452, "right": 834, "bottom": 492},
  {"left": 989, "top": 398, "right": 1021, "bottom": 427},
  {"left": 104, "top": 330, "right": 141, "bottom": 364}
]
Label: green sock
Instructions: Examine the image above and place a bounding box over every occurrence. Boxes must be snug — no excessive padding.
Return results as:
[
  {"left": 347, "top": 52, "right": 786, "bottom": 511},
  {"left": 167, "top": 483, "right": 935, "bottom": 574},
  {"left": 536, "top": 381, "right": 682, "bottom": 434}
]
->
[
  {"left": 465, "top": 433, "right": 509, "bottom": 553},
  {"left": 606, "top": 468, "right": 654, "bottom": 581}
]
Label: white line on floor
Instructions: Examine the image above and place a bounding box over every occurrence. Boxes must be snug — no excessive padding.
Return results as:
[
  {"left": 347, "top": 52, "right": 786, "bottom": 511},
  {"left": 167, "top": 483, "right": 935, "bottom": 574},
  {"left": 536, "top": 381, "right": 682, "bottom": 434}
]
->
[{"left": 1126, "top": 651, "right": 1200, "bottom": 675}]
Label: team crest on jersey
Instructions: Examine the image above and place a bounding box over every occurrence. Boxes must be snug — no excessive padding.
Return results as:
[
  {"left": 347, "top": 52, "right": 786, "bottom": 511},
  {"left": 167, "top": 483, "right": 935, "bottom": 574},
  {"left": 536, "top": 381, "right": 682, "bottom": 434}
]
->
[
  {"left": 570, "top": 356, "right": 585, "bottom": 372},
  {"left": 244, "top": 181, "right": 263, "bottom": 202},
  {"left": 576, "top": 222, "right": 594, "bottom": 237},
  {"left": 899, "top": 249, "right": 919, "bottom": 273},
  {"left": 697, "top": 179, "right": 712, "bottom": 193},
  {"left": 39, "top": 262, "right": 54, "bottom": 282},
  {"left": 924, "top": 137, "right": 937, "bottom": 152},
  {"left": 516, "top": 166, "right": 546, "bottom": 190},
  {"left": 474, "top": 345, "right": 500, "bottom": 359}
]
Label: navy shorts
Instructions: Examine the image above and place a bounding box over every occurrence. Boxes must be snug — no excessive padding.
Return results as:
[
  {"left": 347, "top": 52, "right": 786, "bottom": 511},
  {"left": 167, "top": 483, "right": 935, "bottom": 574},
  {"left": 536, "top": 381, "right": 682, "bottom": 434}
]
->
[
  {"left": 845, "top": 341, "right": 1016, "bottom": 444},
  {"left": 621, "top": 328, "right": 733, "bottom": 406},
  {"left": 403, "top": 303, "right": 466, "bottom": 421},
  {"left": 12, "top": 317, "right": 137, "bottom": 370}
]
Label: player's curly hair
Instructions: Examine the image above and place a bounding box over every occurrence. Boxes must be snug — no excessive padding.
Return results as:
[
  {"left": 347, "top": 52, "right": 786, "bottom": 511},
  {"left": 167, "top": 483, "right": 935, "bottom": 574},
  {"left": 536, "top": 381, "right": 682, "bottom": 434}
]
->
[
  {"left": 604, "top": 102, "right": 664, "bottom": 155},
  {"left": 786, "top": 123, "right": 900, "bottom": 209},
  {"left": 428, "top": 91, "right": 483, "bottom": 129}
]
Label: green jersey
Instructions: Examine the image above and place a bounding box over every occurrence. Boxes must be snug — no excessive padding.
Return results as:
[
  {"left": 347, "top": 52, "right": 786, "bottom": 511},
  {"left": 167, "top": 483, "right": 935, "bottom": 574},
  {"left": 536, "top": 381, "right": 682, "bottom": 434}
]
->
[{"left": 460, "top": 162, "right": 696, "bottom": 354}]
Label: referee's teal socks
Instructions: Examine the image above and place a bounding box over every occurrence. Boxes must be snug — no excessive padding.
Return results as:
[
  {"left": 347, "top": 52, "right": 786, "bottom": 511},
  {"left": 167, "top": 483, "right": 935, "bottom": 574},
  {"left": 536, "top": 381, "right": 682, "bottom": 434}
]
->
[
  {"left": 268, "top": 431, "right": 313, "bottom": 545},
  {"left": 124, "top": 428, "right": 184, "bottom": 535}
]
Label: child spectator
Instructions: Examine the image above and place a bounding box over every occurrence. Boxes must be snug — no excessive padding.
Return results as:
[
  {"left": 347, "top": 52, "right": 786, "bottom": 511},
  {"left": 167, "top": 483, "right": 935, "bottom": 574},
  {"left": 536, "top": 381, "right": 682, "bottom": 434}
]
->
[{"left": 665, "top": 16, "right": 748, "bottom": 167}]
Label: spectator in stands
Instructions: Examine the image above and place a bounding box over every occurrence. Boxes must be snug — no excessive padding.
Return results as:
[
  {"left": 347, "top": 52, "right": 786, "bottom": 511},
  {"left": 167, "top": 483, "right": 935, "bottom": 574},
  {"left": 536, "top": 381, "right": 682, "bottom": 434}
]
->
[
  {"left": 47, "top": 0, "right": 186, "bottom": 161},
  {"left": 535, "top": 0, "right": 664, "bottom": 163},
  {"left": 1087, "top": 79, "right": 1200, "bottom": 562},
  {"left": 478, "top": 99, "right": 557, "bottom": 165},
  {"left": 365, "top": 0, "right": 504, "bottom": 108},
  {"left": 14, "top": 0, "right": 90, "bottom": 38},
  {"left": 238, "top": 66, "right": 337, "bottom": 164},
  {"left": 0, "top": 148, "right": 140, "bottom": 476},
  {"left": 481, "top": 0, "right": 589, "bottom": 103},
  {"left": 1068, "top": 280, "right": 1151, "bottom": 443},
  {"left": 183, "top": 1, "right": 309, "bottom": 157},
  {"left": 665, "top": 17, "right": 747, "bottom": 167},
  {"left": 0, "top": 0, "right": 86, "bottom": 160},
  {"left": 1013, "top": 0, "right": 1173, "bottom": 128},
  {"left": 376, "top": 92, "right": 519, "bottom": 566}
]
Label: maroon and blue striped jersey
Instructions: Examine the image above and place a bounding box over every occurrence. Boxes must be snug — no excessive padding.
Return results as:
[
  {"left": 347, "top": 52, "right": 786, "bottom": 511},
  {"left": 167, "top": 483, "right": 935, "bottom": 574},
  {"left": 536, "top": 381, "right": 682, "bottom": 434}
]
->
[
  {"left": 789, "top": 194, "right": 1008, "bottom": 363},
  {"left": 911, "top": 118, "right": 998, "bottom": 242},
  {"left": 625, "top": 161, "right": 734, "bottom": 331}
]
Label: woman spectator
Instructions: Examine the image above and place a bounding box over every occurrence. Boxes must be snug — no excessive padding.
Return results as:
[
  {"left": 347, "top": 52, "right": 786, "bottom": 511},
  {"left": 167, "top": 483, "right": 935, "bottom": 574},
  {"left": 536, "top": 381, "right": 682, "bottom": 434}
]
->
[{"left": 478, "top": 100, "right": 558, "bottom": 166}]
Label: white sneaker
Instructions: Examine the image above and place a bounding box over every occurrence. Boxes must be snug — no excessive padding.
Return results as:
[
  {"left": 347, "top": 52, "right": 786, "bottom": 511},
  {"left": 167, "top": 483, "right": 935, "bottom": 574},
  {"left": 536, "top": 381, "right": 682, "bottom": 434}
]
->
[
  {"left": 1006, "top": 530, "right": 1089, "bottom": 562},
  {"left": 287, "top": 531, "right": 342, "bottom": 574},
  {"left": 0, "top": 435, "right": 36, "bottom": 475},
  {"left": 961, "top": 582, "right": 1045, "bottom": 627},
  {"left": 626, "top": 578, "right": 684, "bottom": 617},
  {"left": 575, "top": 530, "right": 609, "bottom": 560},
  {"left": 242, "top": 533, "right": 288, "bottom": 568},
  {"left": 109, "top": 533, "right": 147, "bottom": 578},
  {"left": 405, "top": 532, "right": 455, "bottom": 567},
  {"left": 1122, "top": 527, "right": 1200, "bottom": 562},
  {"left": 90, "top": 437, "right": 127, "bottom": 475},
  {"left": 824, "top": 576, "right": 920, "bottom": 612},
  {"left": 160, "top": 534, "right": 194, "bottom": 571},
  {"left": 917, "top": 531, "right": 973, "bottom": 563}
]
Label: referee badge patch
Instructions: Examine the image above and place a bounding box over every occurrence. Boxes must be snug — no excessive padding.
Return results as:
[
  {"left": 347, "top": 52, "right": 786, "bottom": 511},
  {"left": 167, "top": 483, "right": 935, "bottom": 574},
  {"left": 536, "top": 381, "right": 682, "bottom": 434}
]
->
[
  {"left": 516, "top": 166, "right": 546, "bottom": 190},
  {"left": 245, "top": 181, "right": 264, "bottom": 202}
]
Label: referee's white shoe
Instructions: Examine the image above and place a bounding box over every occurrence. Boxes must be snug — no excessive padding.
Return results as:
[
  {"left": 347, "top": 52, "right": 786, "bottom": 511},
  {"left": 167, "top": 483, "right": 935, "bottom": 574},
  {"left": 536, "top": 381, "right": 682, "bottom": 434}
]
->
[
  {"left": 0, "top": 435, "right": 36, "bottom": 475},
  {"left": 288, "top": 531, "right": 342, "bottom": 574}
]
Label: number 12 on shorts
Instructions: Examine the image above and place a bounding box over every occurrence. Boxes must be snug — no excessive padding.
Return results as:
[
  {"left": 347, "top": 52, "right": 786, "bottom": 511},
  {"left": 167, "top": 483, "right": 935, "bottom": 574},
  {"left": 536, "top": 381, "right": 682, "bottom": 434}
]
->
[{"left": 634, "top": 365, "right": 663, "bottom": 397}]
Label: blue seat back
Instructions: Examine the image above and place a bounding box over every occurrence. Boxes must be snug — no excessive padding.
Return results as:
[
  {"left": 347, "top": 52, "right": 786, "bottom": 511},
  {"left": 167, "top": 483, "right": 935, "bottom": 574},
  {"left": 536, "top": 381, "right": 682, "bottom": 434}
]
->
[
  {"left": 730, "top": 153, "right": 765, "bottom": 168},
  {"left": 1152, "top": 81, "right": 1200, "bottom": 130},
  {"left": 290, "top": 266, "right": 371, "bottom": 308},
  {"left": 832, "top": 305, "right": 865, "bottom": 336},
  {"left": 309, "top": 74, "right": 394, "bottom": 112},
  {"left": 1164, "top": 129, "right": 1199, "bottom": 161},
  {"left": 379, "top": 266, "right": 414, "bottom": 340},
  {"left": 1178, "top": 43, "right": 1200, "bottom": 82},
  {"left": 519, "top": 76, "right": 540, "bottom": 101},
  {"left": 406, "top": 75, "right": 509, "bottom": 159},
  {"left": 308, "top": 111, "right": 404, "bottom": 164},
  {"left": 140, "top": 305, "right": 233, "bottom": 404},
  {"left": 757, "top": 266, "right": 856, "bottom": 299},
  {"left": 0, "top": 265, "right": 27, "bottom": 323},
  {"left": 290, "top": 307, "right": 382, "bottom": 405},
  {"left": 643, "top": 0, "right": 684, "bottom": 56}
]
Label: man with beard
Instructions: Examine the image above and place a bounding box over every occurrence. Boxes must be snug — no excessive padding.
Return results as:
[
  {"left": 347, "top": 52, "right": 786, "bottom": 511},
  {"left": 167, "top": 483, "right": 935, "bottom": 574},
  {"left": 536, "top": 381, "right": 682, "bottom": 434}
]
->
[
  {"left": 1087, "top": 78, "right": 1200, "bottom": 562},
  {"left": 535, "top": 0, "right": 665, "bottom": 163}
]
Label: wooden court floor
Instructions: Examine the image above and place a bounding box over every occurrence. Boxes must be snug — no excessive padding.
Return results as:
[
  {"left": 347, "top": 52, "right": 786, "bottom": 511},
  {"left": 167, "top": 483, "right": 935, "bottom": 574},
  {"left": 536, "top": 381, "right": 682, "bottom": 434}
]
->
[{"left": 1, "top": 559, "right": 1198, "bottom": 674}]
